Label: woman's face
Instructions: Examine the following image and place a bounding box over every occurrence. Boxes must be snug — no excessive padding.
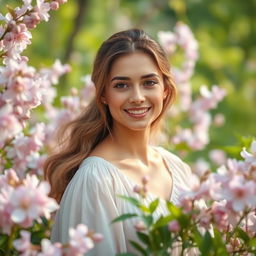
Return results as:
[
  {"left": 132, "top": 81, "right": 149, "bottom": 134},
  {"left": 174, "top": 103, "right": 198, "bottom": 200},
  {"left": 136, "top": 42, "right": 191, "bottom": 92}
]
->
[{"left": 102, "top": 51, "right": 167, "bottom": 133}]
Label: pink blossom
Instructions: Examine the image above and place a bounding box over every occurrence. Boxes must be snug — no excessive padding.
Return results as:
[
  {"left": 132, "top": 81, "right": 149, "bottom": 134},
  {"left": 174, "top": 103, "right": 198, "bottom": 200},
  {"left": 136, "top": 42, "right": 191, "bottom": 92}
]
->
[
  {"left": 92, "top": 233, "right": 104, "bottom": 243},
  {"left": 27, "top": 153, "right": 47, "bottom": 176},
  {"left": 247, "top": 211, "right": 256, "bottom": 233},
  {"left": 226, "top": 158, "right": 248, "bottom": 174},
  {"left": 211, "top": 201, "right": 228, "bottom": 231},
  {"left": 0, "top": 168, "right": 20, "bottom": 187},
  {"left": 23, "top": 12, "right": 41, "bottom": 29},
  {"left": 241, "top": 140, "right": 256, "bottom": 165},
  {"left": 134, "top": 220, "right": 146, "bottom": 231},
  {"left": 3, "top": 76, "right": 36, "bottom": 103},
  {"left": 157, "top": 31, "right": 176, "bottom": 54},
  {"left": 80, "top": 74, "right": 95, "bottom": 105},
  {"left": 191, "top": 158, "right": 210, "bottom": 177},
  {"left": 168, "top": 220, "right": 180, "bottom": 232},
  {"left": 61, "top": 96, "right": 80, "bottom": 112},
  {"left": 40, "top": 59, "right": 70, "bottom": 85},
  {"left": 2, "top": 24, "right": 32, "bottom": 58},
  {"left": 178, "top": 195, "right": 193, "bottom": 213},
  {"left": 34, "top": 0, "right": 51, "bottom": 22},
  {"left": 177, "top": 82, "right": 192, "bottom": 111},
  {"left": 0, "top": 185, "right": 14, "bottom": 234},
  {"left": 50, "top": 1, "right": 60, "bottom": 10},
  {"left": 158, "top": 23, "right": 198, "bottom": 84},
  {"left": 38, "top": 239, "right": 62, "bottom": 256},
  {"left": 0, "top": 103, "right": 22, "bottom": 142},
  {"left": 142, "top": 175, "right": 149, "bottom": 185},
  {"left": 9, "top": 175, "right": 58, "bottom": 227},
  {"left": 190, "top": 85, "right": 226, "bottom": 121},
  {"left": 10, "top": 185, "right": 42, "bottom": 226},
  {"left": 197, "top": 209, "right": 212, "bottom": 229},
  {"left": 213, "top": 113, "right": 225, "bottom": 126},
  {"left": 223, "top": 176, "right": 256, "bottom": 211},
  {"left": 14, "top": 1, "right": 33, "bottom": 18},
  {"left": 0, "top": 58, "right": 35, "bottom": 85},
  {"left": 5, "top": 123, "right": 46, "bottom": 176},
  {"left": 23, "top": 175, "right": 59, "bottom": 218},
  {"left": 209, "top": 149, "right": 227, "bottom": 165},
  {"left": 133, "top": 184, "right": 142, "bottom": 194},
  {"left": 69, "top": 224, "right": 94, "bottom": 255},
  {"left": 13, "top": 230, "right": 32, "bottom": 254}
]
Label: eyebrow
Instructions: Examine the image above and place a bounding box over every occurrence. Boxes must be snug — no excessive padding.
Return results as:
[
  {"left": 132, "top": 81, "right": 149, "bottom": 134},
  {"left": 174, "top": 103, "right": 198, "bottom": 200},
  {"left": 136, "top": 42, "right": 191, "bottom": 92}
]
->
[{"left": 110, "top": 73, "right": 160, "bottom": 82}]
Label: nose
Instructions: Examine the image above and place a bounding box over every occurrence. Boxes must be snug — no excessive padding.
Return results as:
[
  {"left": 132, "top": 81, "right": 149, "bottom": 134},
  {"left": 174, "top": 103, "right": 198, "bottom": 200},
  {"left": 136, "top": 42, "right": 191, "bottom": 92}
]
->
[{"left": 129, "top": 86, "right": 145, "bottom": 104}]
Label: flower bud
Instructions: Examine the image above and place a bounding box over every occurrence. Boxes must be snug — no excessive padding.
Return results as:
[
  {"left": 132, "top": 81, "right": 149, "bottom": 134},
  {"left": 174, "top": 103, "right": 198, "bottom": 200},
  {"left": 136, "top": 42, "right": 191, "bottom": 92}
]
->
[
  {"left": 142, "top": 175, "right": 149, "bottom": 185},
  {"left": 50, "top": 1, "right": 60, "bottom": 10},
  {"left": 134, "top": 220, "right": 146, "bottom": 231},
  {"left": 92, "top": 233, "right": 103, "bottom": 243},
  {"left": 133, "top": 184, "right": 142, "bottom": 194},
  {"left": 168, "top": 220, "right": 180, "bottom": 232}
]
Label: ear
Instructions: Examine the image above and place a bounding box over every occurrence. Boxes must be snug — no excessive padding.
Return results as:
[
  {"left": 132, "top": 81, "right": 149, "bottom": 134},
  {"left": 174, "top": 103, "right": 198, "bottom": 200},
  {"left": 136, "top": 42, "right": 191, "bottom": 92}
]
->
[
  {"left": 163, "top": 87, "right": 168, "bottom": 100},
  {"left": 101, "top": 96, "right": 107, "bottom": 105}
]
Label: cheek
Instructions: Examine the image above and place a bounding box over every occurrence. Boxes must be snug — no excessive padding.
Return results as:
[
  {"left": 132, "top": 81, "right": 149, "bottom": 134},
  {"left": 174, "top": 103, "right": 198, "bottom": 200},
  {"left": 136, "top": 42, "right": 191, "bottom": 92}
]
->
[{"left": 107, "top": 92, "right": 127, "bottom": 106}]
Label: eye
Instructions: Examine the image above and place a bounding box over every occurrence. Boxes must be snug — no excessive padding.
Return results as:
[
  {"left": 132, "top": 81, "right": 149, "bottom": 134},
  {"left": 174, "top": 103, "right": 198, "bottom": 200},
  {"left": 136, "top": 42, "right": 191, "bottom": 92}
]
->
[
  {"left": 144, "top": 80, "right": 158, "bottom": 87},
  {"left": 113, "top": 83, "right": 128, "bottom": 89}
]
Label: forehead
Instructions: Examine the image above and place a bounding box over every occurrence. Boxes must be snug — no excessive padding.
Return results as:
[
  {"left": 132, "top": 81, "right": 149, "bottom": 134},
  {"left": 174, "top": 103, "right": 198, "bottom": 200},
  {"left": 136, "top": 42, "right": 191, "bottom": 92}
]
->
[{"left": 110, "top": 52, "right": 161, "bottom": 78}]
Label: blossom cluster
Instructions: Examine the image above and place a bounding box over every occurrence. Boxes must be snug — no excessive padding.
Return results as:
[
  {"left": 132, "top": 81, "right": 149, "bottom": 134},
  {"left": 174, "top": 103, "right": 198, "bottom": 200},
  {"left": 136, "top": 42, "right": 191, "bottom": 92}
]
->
[
  {"left": 158, "top": 23, "right": 226, "bottom": 151},
  {"left": 43, "top": 75, "right": 95, "bottom": 151},
  {"left": 13, "top": 224, "right": 102, "bottom": 256},
  {"left": 115, "top": 140, "right": 256, "bottom": 255},
  {"left": 0, "top": 1, "right": 102, "bottom": 255},
  {"left": 0, "top": 169, "right": 58, "bottom": 234},
  {"left": 0, "top": 0, "right": 70, "bottom": 147},
  {"left": 178, "top": 140, "right": 256, "bottom": 253}
]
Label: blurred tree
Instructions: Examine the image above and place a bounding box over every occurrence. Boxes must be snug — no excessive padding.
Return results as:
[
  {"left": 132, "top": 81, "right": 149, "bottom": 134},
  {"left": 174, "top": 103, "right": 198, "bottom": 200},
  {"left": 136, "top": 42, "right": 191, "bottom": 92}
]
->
[{"left": 0, "top": 0, "right": 255, "bottom": 152}]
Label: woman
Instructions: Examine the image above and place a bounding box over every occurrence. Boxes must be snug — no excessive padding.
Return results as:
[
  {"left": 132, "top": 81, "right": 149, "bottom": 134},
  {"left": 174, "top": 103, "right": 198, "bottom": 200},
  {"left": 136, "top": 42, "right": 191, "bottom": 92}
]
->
[{"left": 44, "top": 29, "right": 193, "bottom": 255}]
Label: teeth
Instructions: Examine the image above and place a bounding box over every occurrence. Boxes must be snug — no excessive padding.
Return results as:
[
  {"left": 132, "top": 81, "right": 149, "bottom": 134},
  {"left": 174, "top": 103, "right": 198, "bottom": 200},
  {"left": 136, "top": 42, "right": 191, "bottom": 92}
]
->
[{"left": 126, "top": 108, "right": 148, "bottom": 115}]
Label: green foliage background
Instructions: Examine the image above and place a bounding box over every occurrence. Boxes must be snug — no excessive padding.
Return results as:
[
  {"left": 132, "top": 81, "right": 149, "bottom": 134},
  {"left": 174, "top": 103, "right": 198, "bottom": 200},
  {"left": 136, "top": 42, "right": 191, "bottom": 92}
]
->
[{"left": 1, "top": 0, "right": 255, "bottom": 151}]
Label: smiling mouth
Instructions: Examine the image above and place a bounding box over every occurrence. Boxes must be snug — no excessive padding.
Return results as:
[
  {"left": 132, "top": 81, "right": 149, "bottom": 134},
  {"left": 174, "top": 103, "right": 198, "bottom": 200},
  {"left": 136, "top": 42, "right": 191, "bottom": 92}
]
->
[{"left": 124, "top": 107, "right": 151, "bottom": 117}]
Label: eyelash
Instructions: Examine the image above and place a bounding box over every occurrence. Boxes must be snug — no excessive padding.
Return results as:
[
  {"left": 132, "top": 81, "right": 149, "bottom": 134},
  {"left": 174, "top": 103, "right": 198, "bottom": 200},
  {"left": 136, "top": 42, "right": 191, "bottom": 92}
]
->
[
  {"left": 144, "top": 80, "right": 158, "bottom": 87},
  {"left": 113, "top": 80, "right": 158, "bottom": 89},
  {"left": 113, "top": 83, "right": 128, "bottom": 89}
]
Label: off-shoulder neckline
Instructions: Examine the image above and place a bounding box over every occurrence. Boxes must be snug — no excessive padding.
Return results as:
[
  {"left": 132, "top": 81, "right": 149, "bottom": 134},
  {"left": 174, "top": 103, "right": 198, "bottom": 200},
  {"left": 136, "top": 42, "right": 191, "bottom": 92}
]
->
[{"left": 83, "top": 147, "right": 175, "bottom": 202}]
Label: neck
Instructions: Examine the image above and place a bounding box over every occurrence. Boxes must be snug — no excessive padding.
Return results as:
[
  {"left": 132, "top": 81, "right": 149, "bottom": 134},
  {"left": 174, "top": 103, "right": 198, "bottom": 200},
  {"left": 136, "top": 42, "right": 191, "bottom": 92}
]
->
[{"left": 107, "top": 125, "right": 152, "bottom": 165}]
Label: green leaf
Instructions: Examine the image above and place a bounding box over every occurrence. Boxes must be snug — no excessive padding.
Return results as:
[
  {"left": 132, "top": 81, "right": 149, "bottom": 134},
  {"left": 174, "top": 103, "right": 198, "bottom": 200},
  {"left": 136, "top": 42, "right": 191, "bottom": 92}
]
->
[
  {"left": 0, "top": 235, "right": 8, "bottom": 247},
  {"left": 111, "top": 213, "right": 138, "bottom": 223},
  {"left": 236, "top": 227, "right": 250, "bottom": 243},
  {"left": 166, "top": 201, "right": 182, "bottom": 217},
  {"left": 212, "top": 228, "right": 229, "bottom": 255},
  {"left": 249, "top": 237, "right": 256, "bottom": 247},
  {"left": 149, "top": 198, "right": 159, "bottom": 213},
  {"left": 199, "top": 230, "right": 213, "bottom": 255},
  {"left": 139, "top": 205, "right": 150, "bottom": 213},
  {"left": 141, "top": 215, "right": 153, "bottom": 227},
  {"left": 129, "top": 240, "right": 148, "bottom": 256},
  {"left": 153, "top": 215, "right": 173, "bottom": 229},
  {"left": 137, "top": 232, "right": 150, "bottom": 245},
  {"left": 6, "top": 5, "right": 16, "bottom": 19},
  {"left": 117, "top": 195, "right": 140, "bottom": 207},
  {"left": 0, "top": 234, "right": 8, "bottom": 252}
]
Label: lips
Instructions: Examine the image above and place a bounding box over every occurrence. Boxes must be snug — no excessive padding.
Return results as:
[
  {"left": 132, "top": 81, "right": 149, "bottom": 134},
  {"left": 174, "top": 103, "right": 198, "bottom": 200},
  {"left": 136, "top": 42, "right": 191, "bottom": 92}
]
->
[{"left": 124, "top": 107, "right": 151, "bottom": 118}]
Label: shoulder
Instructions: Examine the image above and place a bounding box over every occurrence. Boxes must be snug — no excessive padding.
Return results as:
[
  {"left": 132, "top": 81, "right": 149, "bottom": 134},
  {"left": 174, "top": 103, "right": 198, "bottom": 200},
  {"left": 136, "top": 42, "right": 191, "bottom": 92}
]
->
[{"left": 67, "top": 156, "right": 117, "bottom": 193}]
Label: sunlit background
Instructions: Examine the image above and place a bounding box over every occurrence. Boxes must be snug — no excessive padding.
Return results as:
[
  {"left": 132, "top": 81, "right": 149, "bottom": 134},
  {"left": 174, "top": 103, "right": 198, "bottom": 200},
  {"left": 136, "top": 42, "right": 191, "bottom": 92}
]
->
[{"left": 1, "top": 0, "right": 255, "bottom": 155}]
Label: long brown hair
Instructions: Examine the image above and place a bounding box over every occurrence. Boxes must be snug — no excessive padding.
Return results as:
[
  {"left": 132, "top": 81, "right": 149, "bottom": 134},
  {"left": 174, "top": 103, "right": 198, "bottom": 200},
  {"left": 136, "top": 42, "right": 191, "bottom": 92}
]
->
[{"left": 44, "top": 29, "right": 176, "bottom": 203}]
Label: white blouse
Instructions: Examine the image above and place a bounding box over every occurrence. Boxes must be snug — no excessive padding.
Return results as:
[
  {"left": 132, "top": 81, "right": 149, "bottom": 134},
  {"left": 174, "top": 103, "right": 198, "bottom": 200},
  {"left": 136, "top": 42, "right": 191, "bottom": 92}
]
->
[{"left": 51, "top": 147, "right": 194, "bottom": 255}]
